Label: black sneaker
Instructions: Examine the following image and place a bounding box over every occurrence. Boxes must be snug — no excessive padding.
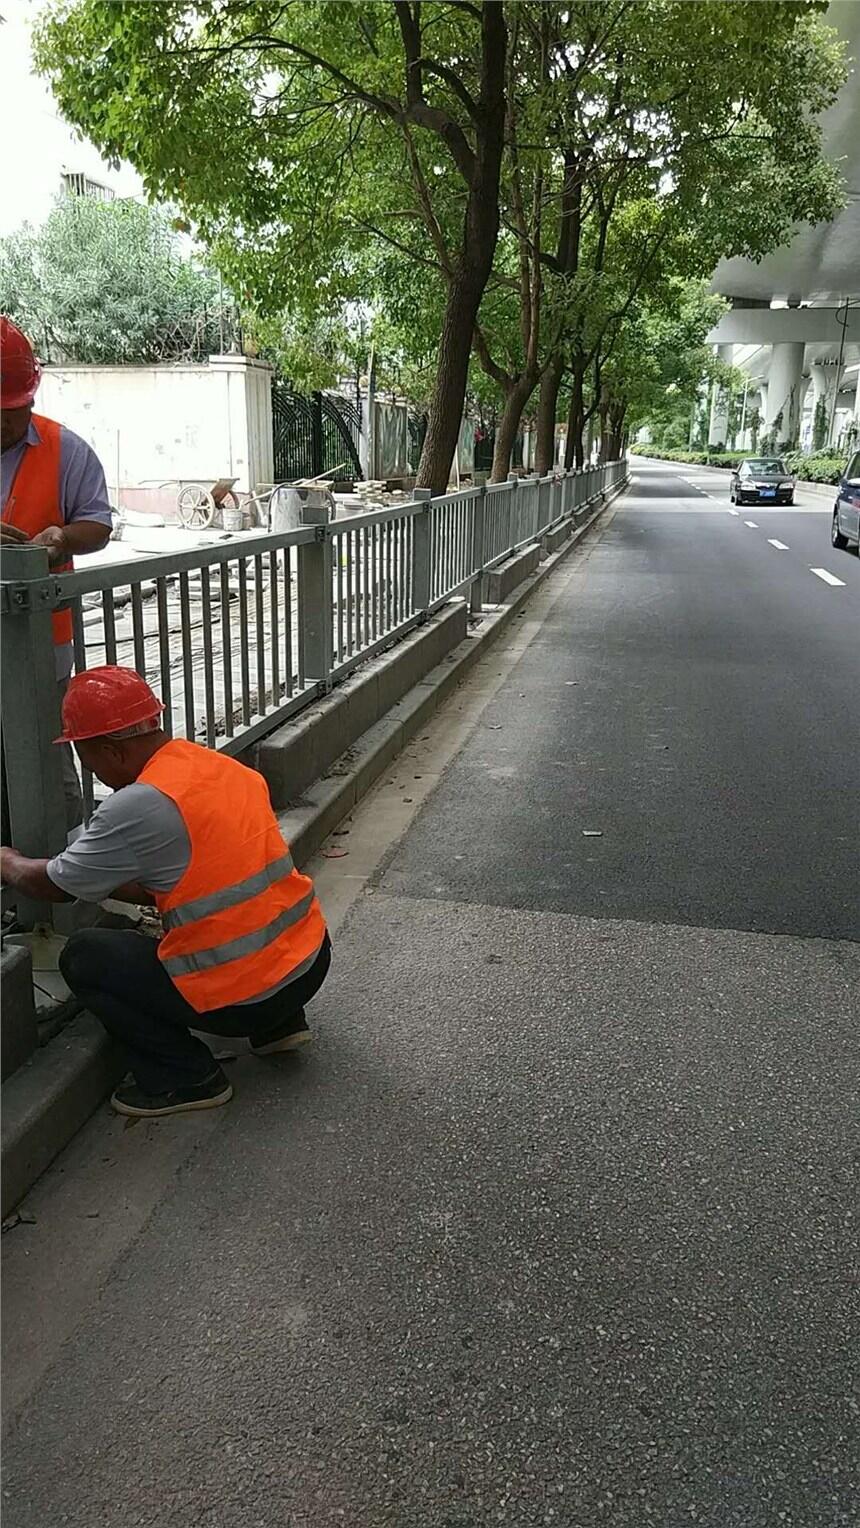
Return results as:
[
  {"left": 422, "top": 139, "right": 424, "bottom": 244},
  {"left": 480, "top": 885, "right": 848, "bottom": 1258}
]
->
[
  {"left": 111, "top": 1067, "right": 233, "bottom": 1118},
  {"left": 250, "top": 1013, "right": 312, "bottom": 1056}
]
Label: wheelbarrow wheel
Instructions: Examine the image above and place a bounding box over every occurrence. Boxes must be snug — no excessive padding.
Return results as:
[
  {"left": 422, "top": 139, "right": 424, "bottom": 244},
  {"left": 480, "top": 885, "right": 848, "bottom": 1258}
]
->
[{"left": 177, "top": 483, "right": 216, "bottom": 529}]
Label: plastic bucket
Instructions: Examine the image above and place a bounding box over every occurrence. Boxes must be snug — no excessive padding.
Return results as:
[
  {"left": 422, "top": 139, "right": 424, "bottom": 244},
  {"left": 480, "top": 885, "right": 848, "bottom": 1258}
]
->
[{"left": 222, "top": 503, "right": 245, "bottom": 532}]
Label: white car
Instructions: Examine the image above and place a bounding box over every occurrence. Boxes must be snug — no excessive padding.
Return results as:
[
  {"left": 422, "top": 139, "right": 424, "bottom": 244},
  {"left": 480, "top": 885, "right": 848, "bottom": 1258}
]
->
[{"left": 831, "top": 449, "right": 860, "bottom": 554}]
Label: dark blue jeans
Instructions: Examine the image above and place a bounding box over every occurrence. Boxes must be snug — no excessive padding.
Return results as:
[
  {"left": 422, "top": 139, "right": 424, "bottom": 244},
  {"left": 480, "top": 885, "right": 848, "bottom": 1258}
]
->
[{"left": 59, "top": 928, "right": 331, "bottom": 1093}]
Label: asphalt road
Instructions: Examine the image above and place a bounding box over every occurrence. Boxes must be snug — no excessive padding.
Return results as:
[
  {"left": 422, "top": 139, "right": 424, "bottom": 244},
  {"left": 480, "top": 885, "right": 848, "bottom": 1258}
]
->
[
  {"left": 384, "top": 459, "right": 860, "bottom": 939},
  {"left": 3, "top": 462, "right": 858, "bottom": 1528}
]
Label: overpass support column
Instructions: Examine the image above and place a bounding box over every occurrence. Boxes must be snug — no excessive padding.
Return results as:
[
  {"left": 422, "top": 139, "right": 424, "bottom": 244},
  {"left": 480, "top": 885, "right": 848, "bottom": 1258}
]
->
[
  {"left": 810, "top": 362, "right": 842, "bottom": 449},
  {"left": 765, "top": 342, "right": 804, "bottom": 450},
  {"left": 708, "top": 345, "right": 733, "bottom": 449}
]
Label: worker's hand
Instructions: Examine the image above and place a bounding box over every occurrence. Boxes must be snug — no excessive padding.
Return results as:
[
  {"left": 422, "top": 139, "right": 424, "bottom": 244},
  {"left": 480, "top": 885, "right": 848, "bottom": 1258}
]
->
[
  {"left": 31, "top": 525, "right": 70, "bottom": 567},
  {"left": 0, "top": 523, "right": 31, "bottom": 546}
]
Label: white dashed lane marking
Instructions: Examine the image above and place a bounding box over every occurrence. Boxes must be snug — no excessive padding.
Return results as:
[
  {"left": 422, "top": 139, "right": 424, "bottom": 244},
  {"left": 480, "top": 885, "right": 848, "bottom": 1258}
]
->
[
  {"left": 810, "top": 567, "right": 846, "bottom": 587},
  {"left": 768, "top": 539, "right": 789, "bottom": 550},
  {"left": 744, "top": 521, "right": 759, "bottom": 528},
  {"left": 728, "top": 508, "right": 740, "bottom": 516}
]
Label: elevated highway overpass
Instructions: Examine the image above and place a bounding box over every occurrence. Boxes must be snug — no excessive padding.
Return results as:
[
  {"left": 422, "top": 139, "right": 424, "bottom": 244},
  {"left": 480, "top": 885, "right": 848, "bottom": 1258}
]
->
[{"left": 706, "top": 0, "right": 859, "bottom": 451}]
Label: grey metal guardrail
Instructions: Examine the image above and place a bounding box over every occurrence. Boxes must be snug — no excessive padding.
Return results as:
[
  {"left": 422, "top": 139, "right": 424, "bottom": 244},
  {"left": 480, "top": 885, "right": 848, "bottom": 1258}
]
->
[{"left": 1, "top": 459, "right": 627, "bottom": 928}]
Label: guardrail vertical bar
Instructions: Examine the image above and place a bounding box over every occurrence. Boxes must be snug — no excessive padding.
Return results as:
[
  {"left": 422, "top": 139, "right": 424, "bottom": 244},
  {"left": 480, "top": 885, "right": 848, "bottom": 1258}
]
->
[
  {"left": 155, "top": 577, "right": 174, "bottom": 737},
  {"left": 200, "top": 570, "right": 216, "bottom": 747},
  {"left": 282, "top": 548, "right": 294, "bottom": 697},
  {"left": 362, "top": 525, "right": 372, "bottom": 647},
  {"left": 179, "top": 571, "right": 196, "bottom": 739},
  {"left": 345, "top": 527, "right": 355, "bottom": 656},
  {"left": 130, "top": 583, "right": 146, "bottom": 673},
  {"left": 220, "top": 563, "right": 235, "bottom": 735},
  {"left": 299, "top": 505, "right": 334, "bottom": 687},
  {"left": 254, "top": 555, "right": 266, "bottom": 716},
  {"left": 269, "top": 549, "right": 280, "bottom": 707},
  {"left": 1, "top": 546, "right": 67, "bottom": 927}
]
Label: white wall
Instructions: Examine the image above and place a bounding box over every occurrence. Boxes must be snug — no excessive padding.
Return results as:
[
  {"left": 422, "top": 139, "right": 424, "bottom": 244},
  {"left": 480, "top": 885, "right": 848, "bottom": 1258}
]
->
[{"left": 38, "top": 356, "right": 274, "bottom": 499}]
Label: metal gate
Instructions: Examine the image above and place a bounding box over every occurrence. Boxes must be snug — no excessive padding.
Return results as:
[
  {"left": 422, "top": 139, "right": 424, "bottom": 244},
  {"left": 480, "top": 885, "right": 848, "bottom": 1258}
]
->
[{"left": 271, "top": 384, "right": 363, "bottom": 481}]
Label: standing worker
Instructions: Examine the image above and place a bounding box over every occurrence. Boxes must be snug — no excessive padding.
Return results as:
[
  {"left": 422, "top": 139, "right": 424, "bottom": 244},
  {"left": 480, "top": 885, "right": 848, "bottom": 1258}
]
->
[
  {"left": 1, "top": 316, "right": 112, "bottom": 829},
  {"left": 0, "top": 667, "right": 331, "bottom": 1118}
]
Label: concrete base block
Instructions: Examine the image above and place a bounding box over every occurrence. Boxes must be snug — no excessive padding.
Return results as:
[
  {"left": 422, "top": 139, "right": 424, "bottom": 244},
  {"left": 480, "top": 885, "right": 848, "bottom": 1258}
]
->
[
  {"left": 1, "top": 1015, "right": 122, "bottom": 1216},
  {"left": 543, "top": 520, "right": 573, "bottom": 556},
  {"left": 485, "top": 542, "right": 541, "bottom": 604},
  {"left": 256, "top": 601, "right": 467, "bottom": 808},
  {"left": 1, "top": 944, "right": 38, "bottom": 1083}
]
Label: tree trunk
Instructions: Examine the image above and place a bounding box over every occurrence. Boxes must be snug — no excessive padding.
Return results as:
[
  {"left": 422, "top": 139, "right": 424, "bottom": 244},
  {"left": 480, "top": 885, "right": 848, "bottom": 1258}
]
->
[
  {"left": 414, "top": 2, "right": 507, "bottom": 493},
  {"left": 598, "top": 399, "right": 611, "bottom": 462},
  {"left": 416, "top": 273, "right": 487, "bottom": 492},
  {"left": 535, "top": 356, "right": 563, "bottom": 473},
  {"left": 490, "top": 374, "right": 538, "bottom": 481},
  {"left": 564, "top": 366, "right": 585, "bottom": 469}
]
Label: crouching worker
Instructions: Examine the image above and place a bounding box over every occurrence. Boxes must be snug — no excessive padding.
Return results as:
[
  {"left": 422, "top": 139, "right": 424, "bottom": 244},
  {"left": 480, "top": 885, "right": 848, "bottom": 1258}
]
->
[{"left": 0, "top": 666, "right": 330, "bottom": 1118}]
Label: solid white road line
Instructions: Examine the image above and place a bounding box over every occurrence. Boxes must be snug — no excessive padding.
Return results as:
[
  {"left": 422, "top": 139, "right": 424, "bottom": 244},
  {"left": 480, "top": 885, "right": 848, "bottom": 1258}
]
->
[
  {"left": 768, "top": 539, "right": 789, "bottom": 550},
  {"left": 810, "top": 567, "right": 846, "bottom": 587},
  {"left": 744, "top": 520, "right": 759, "bottom": 528}
]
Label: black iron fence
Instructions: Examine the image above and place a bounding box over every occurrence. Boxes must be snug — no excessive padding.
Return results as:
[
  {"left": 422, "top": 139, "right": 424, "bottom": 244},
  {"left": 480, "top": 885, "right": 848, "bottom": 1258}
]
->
[{"left": 271, "top": 384, "right": 363, "bottom": 481}]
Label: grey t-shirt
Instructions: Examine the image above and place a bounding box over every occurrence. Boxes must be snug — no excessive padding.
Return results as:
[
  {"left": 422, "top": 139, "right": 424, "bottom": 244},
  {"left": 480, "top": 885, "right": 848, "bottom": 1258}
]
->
[
  {"left": 47, "top": 783, "right": 191, "bottom": 901},
  {"left": 47, "top": 783, "right": 309, "bottom": 1004}
]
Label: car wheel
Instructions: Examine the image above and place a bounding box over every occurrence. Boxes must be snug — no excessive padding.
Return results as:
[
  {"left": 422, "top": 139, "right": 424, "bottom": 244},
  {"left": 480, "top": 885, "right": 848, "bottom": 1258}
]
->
[
  {"left": 831, "top": 509, "right": 849, "bottom": 550},
  {"left": 786, "top": 495, "right": 794, "bottom": 506}
]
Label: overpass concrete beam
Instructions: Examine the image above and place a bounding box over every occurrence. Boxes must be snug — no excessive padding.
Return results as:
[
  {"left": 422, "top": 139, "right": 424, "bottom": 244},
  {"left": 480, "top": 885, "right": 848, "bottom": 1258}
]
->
[{"left": 708, "top": 307, "right": 860, "bottom": 347}]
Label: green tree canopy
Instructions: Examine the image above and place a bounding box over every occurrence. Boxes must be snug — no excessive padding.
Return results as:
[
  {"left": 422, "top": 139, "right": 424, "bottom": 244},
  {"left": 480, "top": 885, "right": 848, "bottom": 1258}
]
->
[
  {"left": 30, "top": 0, "right": 847, "bottom": 482},
  {"left": 0, "top": 196, "right": 231, "bottom": 364}
]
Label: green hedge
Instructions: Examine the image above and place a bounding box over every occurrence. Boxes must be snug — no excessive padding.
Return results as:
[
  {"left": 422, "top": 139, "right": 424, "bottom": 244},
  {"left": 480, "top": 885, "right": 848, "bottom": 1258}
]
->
[
  {"left": 783, "top": 452, "right": 844, "bottom": 485},
  {"left": 630, "top": 444, "right": 844, "bottom": 485}
]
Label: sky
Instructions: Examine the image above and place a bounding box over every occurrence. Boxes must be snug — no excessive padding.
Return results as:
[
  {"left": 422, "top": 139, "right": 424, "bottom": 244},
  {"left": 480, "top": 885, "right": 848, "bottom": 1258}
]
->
[{"left": 0, "top": 0, "right": 143, "bottom": 236}]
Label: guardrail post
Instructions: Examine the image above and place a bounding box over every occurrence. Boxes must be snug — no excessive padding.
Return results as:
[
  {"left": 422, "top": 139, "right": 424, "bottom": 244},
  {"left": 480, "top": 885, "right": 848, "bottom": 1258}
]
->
[
  {"left": 298, "top": 505, "right": 334, "bottom": 688},
  {"left": 1, "top": 545, "right": 67, "bottom": 928},
  {"left": 506, "top": 473, "right": 518, "bottom": 552},
  {"left": 412, "top": 488, "right": 432, "bottom": 616},
  {"left": 470, "top": 484, "right": 487, "bottom": 614}
]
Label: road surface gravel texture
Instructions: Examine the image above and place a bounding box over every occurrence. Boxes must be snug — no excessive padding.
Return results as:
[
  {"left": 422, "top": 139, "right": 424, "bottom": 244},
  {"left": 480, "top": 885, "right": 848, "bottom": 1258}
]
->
[{"left": 3, "top": 461, "right": 858, "bottom": 1527}]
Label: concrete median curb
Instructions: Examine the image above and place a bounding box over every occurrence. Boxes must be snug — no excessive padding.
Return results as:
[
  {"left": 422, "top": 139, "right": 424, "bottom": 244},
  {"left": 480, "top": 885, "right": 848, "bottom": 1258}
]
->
[{"left": 0, "top": 479, "right": 626, "bottom": 1212}]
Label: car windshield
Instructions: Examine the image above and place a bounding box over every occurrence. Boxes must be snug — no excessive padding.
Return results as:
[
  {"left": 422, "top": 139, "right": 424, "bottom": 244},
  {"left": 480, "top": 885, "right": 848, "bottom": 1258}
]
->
[{"left": 744, "top": 459, "right": 786, "bottom": 475}]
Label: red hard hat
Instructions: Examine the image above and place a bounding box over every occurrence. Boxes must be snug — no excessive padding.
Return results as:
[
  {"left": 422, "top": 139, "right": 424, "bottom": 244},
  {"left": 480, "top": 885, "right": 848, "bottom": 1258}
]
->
[
  {"left": 1, "top": 316, "right": 42, "bottom": 409},
  {"left": 55, "top": 666, "right": 165, "bottom": 743}
]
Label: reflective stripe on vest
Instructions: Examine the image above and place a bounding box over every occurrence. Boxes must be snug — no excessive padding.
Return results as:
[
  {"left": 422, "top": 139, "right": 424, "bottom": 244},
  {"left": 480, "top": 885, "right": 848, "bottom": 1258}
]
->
[
  {"left": 161, "top": 850, "right": 295, "bottom": 930},
  {"left": 139, "top": 739, "right": 326, "bottom": 1013},
  {"left": 1, "top": 415, "right": 74, "bottom": 646},
  {"left": 162, "top": 888, "right": 314, "bottom": 977}
]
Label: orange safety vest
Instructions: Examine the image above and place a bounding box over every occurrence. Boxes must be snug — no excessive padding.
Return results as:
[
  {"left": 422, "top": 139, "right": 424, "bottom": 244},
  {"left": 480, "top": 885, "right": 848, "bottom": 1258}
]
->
[
  {"left": 1, "top": 414, "right": 74, "bottom": 646},
  {"left": 139, "top": 739, "right": 327, "bottom": 1013}
]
